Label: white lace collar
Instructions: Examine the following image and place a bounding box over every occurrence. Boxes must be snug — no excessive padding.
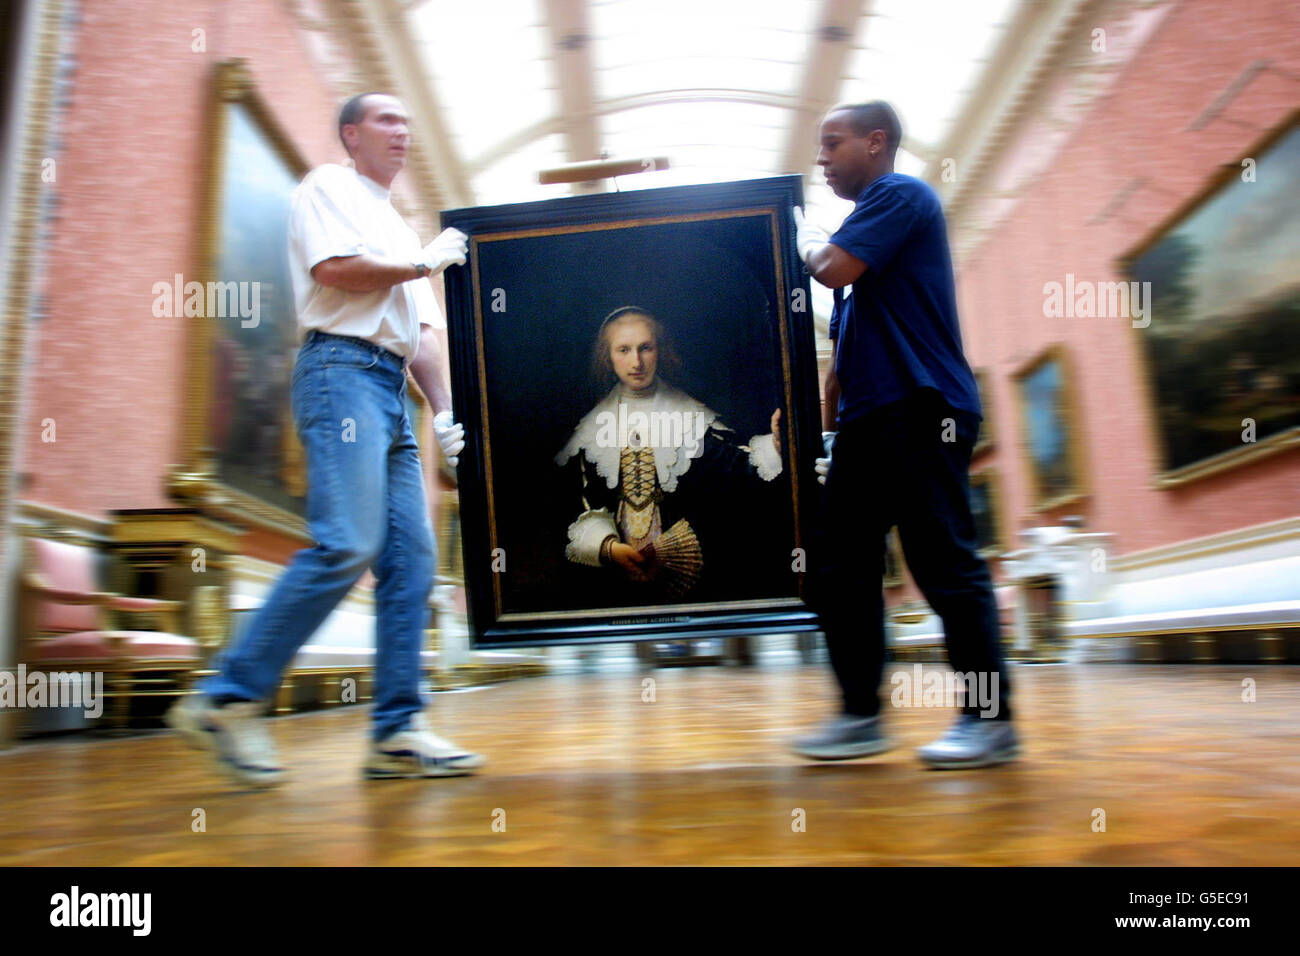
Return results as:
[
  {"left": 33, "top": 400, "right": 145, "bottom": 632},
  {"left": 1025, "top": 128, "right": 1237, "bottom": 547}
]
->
[{"left": 554, "top": 380, "right": 720, "bottom": 493}]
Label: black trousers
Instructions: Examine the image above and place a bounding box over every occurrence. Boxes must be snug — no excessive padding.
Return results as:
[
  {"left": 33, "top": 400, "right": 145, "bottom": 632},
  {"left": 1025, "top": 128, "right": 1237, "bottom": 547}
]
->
[{"left": 811, "top": 389, "right": 1012, "bottom": 720}]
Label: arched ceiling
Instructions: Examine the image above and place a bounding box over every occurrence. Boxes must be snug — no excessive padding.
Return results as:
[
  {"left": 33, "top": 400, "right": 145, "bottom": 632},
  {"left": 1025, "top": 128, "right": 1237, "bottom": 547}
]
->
[
  {"left": 366, "top": 0, "right": 1031, "bottom": 331},
  {"left": 406, "top": 0, "right": 1020, "bottom": 216}
]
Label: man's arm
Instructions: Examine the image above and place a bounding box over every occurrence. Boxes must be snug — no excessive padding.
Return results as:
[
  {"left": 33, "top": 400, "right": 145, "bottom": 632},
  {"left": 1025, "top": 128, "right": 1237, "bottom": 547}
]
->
[
  {"left": 407, "top": 323, "right": 452, "bottom": 416},
  {"left": 311, "top": 254, "right": 421, "bottom": 294},
  {"left": 805, "top": 244, "right": 868, "bottom": 290},
  {"left": 795, "top": 207, "right": 868, "bottom": 289},
  {"left": 311, "top": 227, "right": 467, "bottom": 293},
  {"left": 822, "top": 337, "right": 840, "bottom": 431}
]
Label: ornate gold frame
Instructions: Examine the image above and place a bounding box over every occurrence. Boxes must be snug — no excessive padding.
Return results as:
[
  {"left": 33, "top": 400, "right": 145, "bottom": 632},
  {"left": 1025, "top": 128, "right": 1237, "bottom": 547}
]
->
[
  {"left": 1013, "top": 343, "right": 1089, "bottom": 512},
  {"left": 1118, "top": 109, "right": 1300, "bottom": 489},
  {"left": 170, "top": 59, "right": 435, "bottom": 540},
  {"left": 169, "top": 59, "right": 313, "bottom": 541}
]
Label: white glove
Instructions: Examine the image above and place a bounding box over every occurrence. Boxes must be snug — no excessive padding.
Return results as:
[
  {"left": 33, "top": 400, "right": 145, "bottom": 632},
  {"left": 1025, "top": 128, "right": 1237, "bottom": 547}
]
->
[
  {"left": 419, "top": 228, "right": 468, "bottom": 276},
  {"left": 433, "top": 410, "right": 465, "bottom": 467},
  {"left": 794, "top": 206, "right": 829, "bottom": 264},
  {"left": 815, "top": 431, "right": 836, "bottom": 486}
]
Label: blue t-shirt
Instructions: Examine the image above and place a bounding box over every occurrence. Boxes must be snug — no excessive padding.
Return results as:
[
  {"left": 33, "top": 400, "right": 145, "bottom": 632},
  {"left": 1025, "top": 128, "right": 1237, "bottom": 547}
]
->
[{"left": 827, "top": 173, "right": 980, "bottom": 425}]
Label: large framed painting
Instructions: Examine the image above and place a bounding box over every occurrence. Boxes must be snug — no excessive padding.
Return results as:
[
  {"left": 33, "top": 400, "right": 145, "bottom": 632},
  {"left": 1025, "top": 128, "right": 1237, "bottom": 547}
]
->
[
  {"left": 171, "top": 59, "right": 311, "bottom": 538},
  {"left": 1124, "top": 114, "right": 1300, "bottom": 486},
  {"left": 442, "top": 177, "right": 822, "bottom": 647}
]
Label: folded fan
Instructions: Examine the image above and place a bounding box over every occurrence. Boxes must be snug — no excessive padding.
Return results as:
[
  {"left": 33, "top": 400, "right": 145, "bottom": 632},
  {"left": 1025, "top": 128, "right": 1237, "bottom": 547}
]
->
[{"left": 638, "top": 519, "right": 703, "bottom": 597}]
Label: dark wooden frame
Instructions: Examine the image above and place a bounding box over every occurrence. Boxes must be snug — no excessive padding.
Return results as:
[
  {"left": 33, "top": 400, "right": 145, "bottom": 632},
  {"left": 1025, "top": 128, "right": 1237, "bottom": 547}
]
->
[{"left": 442, "top": 176, "right": 822, "bottom": 647}]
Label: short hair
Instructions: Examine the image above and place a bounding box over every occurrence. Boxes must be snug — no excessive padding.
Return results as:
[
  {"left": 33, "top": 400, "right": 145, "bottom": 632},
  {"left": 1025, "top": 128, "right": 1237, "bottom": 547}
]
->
[
  {"left": 338, "top": 92, "right": 385, "bottom": 155},
  {"left": 830, "top": 100, "right": 902, "bottom": 156},
  {"left": 591, "top": 306, "right": 681, "bottom": 388}
]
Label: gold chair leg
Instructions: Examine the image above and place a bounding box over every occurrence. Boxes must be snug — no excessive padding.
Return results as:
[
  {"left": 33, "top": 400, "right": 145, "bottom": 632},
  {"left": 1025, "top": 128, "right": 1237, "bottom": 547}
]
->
[
  {"left": 106, "top": 671, "right": 130, "bottom": 735},
  {"left": 276, "top": 676, "right": 294, "bottom": 715}
]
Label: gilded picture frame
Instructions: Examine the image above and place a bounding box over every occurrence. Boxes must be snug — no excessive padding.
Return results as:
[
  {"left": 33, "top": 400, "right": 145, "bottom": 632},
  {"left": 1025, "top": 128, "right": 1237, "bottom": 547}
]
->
[
  {"left": 1013, "top": 344, "right": 1088, "bottom": 512},
  {"left": 171, "top": 59, "right": 329, "bottom": 540},
  {"left": 1121, "top": 112, "right": 1300, "bottom": 488},
  {"left": 969, "top": 467, "right": 1005, "bottom": 558}
]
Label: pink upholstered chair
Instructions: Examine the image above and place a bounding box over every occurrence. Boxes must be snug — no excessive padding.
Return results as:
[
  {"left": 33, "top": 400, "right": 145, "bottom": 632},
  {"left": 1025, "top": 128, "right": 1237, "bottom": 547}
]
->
[{"left": 17, "top": 535, "right": 200, "bottom": 733}]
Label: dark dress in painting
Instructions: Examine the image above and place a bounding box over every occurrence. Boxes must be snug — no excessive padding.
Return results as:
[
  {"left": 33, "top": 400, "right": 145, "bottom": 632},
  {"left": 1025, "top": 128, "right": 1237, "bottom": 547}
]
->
[{"left": 555, "top": 380, "right": 785, "bottom": 607}]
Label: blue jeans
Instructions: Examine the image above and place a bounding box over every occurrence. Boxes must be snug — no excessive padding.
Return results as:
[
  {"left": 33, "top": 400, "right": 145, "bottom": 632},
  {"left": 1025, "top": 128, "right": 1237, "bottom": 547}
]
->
[{"left": 203, "top": 332, "right": 435, "bottom": 741}]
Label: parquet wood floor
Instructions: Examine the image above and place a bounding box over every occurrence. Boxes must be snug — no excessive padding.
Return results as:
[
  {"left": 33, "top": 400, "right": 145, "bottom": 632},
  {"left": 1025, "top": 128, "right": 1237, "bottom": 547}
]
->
[{"left": 2, "top": 663, "right": 1296, "bottom": 865}]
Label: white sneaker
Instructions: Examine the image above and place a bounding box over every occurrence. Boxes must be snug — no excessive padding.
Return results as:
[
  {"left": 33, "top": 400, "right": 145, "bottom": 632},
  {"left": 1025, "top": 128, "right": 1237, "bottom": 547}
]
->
[
  {"left": 916, "top": 714, "right": 1019, "bottom": 770},
  {"left": 364, "top": 712, "right": 485, "bottom": 779},
  {"left": 167, "top": 695, "right": 285, "bottom": 789}
]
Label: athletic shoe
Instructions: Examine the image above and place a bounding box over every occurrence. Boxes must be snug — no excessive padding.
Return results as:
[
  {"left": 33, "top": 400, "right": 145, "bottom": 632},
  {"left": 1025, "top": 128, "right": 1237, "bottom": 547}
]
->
[
  {"left": 916, "top": 714, "right": 1019, "bottom": 769},
  {"left": 364, "top": 712, "right": 485, "bottom": 779},
  {"left": 166, "top": 694, "right": 285, "bottom": 789},
  {"left": 791, "top": 714, "right": 894, "bottom": 761}
]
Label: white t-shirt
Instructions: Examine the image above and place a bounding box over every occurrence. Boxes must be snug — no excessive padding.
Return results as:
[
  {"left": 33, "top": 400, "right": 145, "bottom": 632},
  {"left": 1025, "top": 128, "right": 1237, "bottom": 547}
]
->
[{"left": 287, "top": 163, "right": 446, "bottom": 362}]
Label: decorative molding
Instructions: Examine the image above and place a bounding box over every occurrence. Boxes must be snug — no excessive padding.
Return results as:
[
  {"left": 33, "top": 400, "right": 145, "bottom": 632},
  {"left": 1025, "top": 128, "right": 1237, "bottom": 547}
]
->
[
  {"left": 15, "top": 499, "right": 111, "bottom": 541},
  {"left": 1, "top": 0, "right": 71, "bottom": 632},
  {"left": 935, "top": 0, "right": 1178, "bottom": 264},
  {"left": 1150, "top": 427, "right": 1300, "bottom": 489},
  {"left": 1109, "top": 516, "right": 1300, "bottom": 572}
]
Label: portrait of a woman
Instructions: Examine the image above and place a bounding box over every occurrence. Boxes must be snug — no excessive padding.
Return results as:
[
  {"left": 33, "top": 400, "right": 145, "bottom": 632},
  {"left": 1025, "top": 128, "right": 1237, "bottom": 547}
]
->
[{"left": 555, "top": 306, "right": 786, "bottom": 604}]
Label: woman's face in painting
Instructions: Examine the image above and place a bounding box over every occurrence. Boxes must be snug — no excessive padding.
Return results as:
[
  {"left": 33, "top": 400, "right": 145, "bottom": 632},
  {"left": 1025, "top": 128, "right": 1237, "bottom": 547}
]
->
[{"left": 608, "top": 316, "right": 658, "bottom": 391}]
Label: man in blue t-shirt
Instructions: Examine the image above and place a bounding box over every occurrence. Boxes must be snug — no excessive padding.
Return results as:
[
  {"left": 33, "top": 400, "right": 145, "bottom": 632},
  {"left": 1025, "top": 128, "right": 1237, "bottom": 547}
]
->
[{"left": 790, "top": 101, "right": 1016, "bottom": 769}]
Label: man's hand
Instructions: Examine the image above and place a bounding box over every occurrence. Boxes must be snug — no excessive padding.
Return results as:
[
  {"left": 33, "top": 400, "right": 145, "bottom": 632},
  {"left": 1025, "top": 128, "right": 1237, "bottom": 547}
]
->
[
  {"left": 815, "top": 431, "right": 836, "bottom": 486},
  {"left": 794, "top": 207, "right": 829, "bottom": 264},
  {"left": 770, "top": 408, "right": 782, "bottom": 450},
  {"left": 419, "top": 228, "right": 468, "bottom": 276},
  {"left": 432, "top": 410, "right": 465, "bottom": 467}
]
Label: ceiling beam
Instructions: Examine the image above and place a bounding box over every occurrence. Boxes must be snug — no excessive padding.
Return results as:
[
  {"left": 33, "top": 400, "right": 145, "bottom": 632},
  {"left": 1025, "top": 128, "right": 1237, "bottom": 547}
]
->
[
  {"left": 466, "top": 87, "right": 802, "bottom": 174},
  {"left": 778, "top": 0, "right": 874, "bottom": 175},
  {"left": 541, "top": 0, "right": 604, "bottom": 193}
]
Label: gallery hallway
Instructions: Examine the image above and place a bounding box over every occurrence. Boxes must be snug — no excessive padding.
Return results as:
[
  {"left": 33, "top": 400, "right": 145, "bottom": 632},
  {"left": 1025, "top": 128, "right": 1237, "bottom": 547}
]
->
[{"left": 1, "top": 661, "right": 1297, "bottom": 866}]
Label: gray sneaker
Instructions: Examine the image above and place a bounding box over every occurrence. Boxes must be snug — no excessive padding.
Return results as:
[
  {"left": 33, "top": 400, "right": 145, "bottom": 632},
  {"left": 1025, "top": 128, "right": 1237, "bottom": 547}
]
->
[
  {"left": 916, "top": 714, "right": 1019, "bottom": 770},
  {"left": 791, "top": 714, "right": 894, "bottom": 761},
  {"left": 167, "top": 694, "right": 286, "bottom": 789}
]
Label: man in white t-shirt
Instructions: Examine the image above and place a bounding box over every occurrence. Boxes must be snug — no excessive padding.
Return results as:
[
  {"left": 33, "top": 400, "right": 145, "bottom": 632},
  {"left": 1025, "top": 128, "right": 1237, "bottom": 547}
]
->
[{"left": 169, "top": 92, "right": 483, "bottom": 787}]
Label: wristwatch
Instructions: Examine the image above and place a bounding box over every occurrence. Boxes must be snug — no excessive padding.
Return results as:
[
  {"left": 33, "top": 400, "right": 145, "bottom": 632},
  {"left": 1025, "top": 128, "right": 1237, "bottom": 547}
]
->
[{"left": 413, "top": 261, "right": 430, "bottom": 278}]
